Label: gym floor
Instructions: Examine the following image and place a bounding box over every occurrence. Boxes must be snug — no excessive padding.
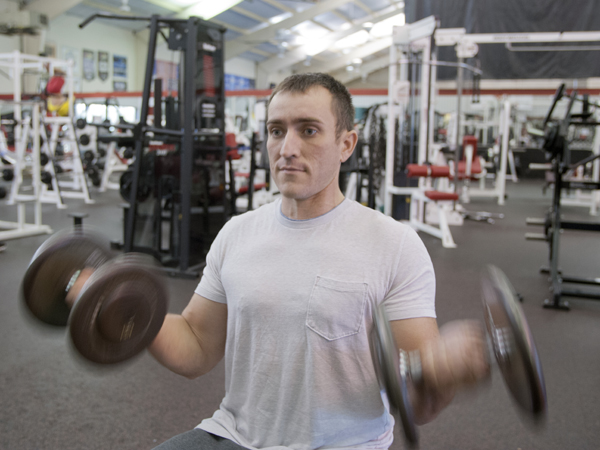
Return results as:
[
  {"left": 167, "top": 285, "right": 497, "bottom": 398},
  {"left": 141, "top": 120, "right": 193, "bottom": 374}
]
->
[{"left": 1, "top": 179, "right": 599, "bottom": 450}]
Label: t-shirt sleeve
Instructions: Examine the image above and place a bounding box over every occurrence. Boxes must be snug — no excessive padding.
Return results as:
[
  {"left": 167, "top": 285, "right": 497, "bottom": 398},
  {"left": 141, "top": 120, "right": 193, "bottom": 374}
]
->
[
  {"left": 194, "top": 226, "right": 228, "bottom": 304},
  {"left": 384, "top": 227, "right": 436, "bottom": 321}
]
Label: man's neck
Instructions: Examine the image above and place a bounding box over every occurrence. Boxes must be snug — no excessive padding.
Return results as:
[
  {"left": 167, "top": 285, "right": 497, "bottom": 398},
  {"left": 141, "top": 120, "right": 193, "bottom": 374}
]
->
[{"left": 281, "top": 190, "right": 345, "bottom": 220}]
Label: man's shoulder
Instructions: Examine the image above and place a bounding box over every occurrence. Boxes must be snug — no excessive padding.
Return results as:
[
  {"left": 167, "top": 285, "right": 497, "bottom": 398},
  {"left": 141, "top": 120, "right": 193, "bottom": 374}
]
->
[
  {"left": 222, "top": 201, "right": 277, "bottom": 232},
  {"left": 345, "top": 199, "right": 413, "bottom": 234}
]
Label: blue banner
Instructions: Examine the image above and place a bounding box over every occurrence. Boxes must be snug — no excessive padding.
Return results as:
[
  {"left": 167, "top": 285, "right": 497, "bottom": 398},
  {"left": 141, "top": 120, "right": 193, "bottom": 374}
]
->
[{"left": 225, "top": 74, "right": 255, "bottom": 91}]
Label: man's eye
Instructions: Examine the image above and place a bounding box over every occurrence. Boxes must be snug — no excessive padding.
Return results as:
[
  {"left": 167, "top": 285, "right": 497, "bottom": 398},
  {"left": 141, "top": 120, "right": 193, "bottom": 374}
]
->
[
  {"left": 270, "top": 129, "right": 282, "bottom": 137},
  {"left": 304, "top": 128, "right": 317, "bottom": 136}
]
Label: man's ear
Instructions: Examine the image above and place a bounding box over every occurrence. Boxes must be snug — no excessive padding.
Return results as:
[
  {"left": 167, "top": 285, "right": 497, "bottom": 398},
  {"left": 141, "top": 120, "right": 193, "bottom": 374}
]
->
[{"left": 340, "top": 129, "right": 358, "bottom": 163}]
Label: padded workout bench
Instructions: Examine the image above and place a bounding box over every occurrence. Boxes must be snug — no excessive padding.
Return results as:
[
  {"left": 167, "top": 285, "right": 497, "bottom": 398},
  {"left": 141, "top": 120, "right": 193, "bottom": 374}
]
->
[{"left": 397, "top": 164, "right": 460, "bottom": 248}]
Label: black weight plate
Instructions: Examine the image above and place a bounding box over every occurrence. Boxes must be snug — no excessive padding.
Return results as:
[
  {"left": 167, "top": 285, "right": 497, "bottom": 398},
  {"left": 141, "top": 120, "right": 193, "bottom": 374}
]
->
[
  {"left": 69, "top": 254, "right": 168, "bottom": 364},
  {"left": 21, "top": 231, "right": 111, "bottom": 326},
  {"left": 371, "top": 304, "right": 418, "bottom": 446},
  {"left": 481, "top": 265, "right": 547, "bottom": 418}
]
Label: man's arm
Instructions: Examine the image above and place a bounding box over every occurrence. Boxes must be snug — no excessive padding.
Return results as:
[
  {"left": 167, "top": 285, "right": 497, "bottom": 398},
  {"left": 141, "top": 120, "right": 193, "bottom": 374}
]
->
[
  {"left": 390, "top": 317, "right": 489, "bottom": 425},
  {"left": 148, "top": 293, "right": 228, "bottom": 379}
]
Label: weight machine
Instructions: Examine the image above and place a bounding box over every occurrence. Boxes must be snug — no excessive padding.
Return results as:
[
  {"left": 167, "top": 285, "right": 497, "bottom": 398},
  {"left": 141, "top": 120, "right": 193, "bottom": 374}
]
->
[
  {"left": 526, "top": 84, "right": 600, "bottom": 310},
  {"left": 80, "top": 14, "right": 229, "bottom": 277},
  {"left": 0, "top": 101, "right": 52, "bottom": 240}
]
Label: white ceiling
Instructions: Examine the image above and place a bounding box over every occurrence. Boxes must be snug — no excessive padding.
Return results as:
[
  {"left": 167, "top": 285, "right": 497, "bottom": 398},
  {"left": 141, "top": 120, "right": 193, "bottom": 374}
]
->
[{"left": 22, "top": 0, "right": 406, "bottom": 82}]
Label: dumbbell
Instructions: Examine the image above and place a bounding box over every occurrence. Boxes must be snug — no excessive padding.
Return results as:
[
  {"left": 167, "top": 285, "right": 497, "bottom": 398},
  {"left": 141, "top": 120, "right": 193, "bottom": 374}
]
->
[
  {"left": 371, "top": 265, "right": 547, "bottom": 447},
  {"left": 76, "top": 118, "right": 87, "bottom": 130},
  {"left": 2, "top": 168, "right": 13, "bottom": 181},
  {"left": 80, "top": 134, "right": 91, "bottom": 147},
  {"left": 0, "top": 185, "right": 6, "bottom": 199},
  {"left": 122, "top": 147, "right": 134, "bottom": 159},
  {"left": 40, "top": 152, "right": 49, "bottom": 166},
  {"left": 86, "top": 166, "right": 101, "bottom": 187},
  {"left": 83, "top": 149, "right": 95, "bottom": 162},
  {"left": 21, "top": 230, "right": 168, "bottom": 364},
  {"left": 40, "top": 171, "right": 52, "bottom": 185}
]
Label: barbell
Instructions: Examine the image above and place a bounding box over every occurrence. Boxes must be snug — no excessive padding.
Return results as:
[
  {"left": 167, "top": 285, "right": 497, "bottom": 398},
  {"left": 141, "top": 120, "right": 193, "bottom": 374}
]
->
[
  {"left": 371, "top": 265, "right": 547, "bottom": 447},
  {"left": 21, "top": 230, "right": 168, "bottom": 364}
]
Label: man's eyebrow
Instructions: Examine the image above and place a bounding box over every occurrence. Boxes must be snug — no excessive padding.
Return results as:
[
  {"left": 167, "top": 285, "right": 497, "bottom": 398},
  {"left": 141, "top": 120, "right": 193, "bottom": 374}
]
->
[{"left": 266, "top": 117, "right": 324, "bottom": 125}]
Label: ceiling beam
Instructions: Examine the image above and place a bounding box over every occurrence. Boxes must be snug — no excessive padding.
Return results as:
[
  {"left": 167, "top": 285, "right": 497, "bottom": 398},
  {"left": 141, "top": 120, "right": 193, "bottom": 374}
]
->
[
  {"left": 142, "top": 0, "right": 183, "bottom": 13},
  {"left": 210, "top": 18, "right": 248, "bottom": 36},
  {"left": 81, "top": 0, "right": 135, "bottom": 17},
  {"left": 335, "top": 55, "right": 389, "bottom": 84},
  {"left": 224, "top": 0, "right": 353, "bottom": 60},
  {"left": 232, "top": 6, "right": 269, "bottom": 23},
  {"left": 26, "top": 0, "right": 84, "bottom": 20},
  {"left": 354, "top": 0, "right": 373, "bottom": 14},
  {"left": 293, "top": 36, "right": 392, "bottom": 75},
  {"left": 258, "top": 5, "right": 403, "bottom": 73},
  {"left": 260, "top": 0, "right": 295, "bottom": 14}
]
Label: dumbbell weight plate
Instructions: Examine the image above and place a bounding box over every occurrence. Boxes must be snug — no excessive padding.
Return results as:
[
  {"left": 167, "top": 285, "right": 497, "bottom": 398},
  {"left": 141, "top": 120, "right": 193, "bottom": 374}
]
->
[
  {"left": 371, "top": 304, "right": 418, "bottom": 447},
  {"left": 481, "top": 265, "right": 547, "bottom": 417},
  {"left": 80, "top": 134, "right": 91, "bottom": 147},
  {"left": 22, "top": 231, "right": 111, "bottom": 326},
  {"left": 69, "top": 254, "right": 168, "bottom": 364}
]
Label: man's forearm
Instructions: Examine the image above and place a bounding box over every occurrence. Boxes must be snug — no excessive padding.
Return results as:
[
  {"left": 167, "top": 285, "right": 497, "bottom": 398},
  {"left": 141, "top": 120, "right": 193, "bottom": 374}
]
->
[
  {"left": 148, "top": 313, "right": 220, "bottom": 379},
  {"left": 407, "top": 321, "right": 489, "bottom": 424}
]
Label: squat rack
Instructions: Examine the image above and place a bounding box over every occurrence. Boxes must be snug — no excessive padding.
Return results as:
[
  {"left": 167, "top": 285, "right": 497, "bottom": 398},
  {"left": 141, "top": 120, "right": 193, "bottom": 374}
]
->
[{"left": 527, "top": 85, "right": 600, "bottom": 310}]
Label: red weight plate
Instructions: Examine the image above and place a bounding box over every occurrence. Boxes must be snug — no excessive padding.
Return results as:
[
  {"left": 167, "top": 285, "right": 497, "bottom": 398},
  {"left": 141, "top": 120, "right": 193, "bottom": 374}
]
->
[{"left": 69, "top": 255, "right": 168, "bottom": 364}]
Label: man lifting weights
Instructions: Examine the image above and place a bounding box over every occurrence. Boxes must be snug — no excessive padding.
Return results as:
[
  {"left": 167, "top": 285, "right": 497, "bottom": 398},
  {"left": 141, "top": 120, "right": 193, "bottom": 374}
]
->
[{"left": 70, "top": 73, "right": 490, "bottom": 449}]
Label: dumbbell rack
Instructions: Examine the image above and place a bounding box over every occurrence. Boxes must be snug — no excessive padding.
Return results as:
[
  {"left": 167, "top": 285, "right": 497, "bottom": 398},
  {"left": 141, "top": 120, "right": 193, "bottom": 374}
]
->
[
  {"left": 98, "top": 138, "right": 130, "bottom": 192},
  {"left": 0, "top": 102, "right": 53, "bottom": 241},
  {"left": 40, "top": 116, "right": 94, "bottom": 206}
]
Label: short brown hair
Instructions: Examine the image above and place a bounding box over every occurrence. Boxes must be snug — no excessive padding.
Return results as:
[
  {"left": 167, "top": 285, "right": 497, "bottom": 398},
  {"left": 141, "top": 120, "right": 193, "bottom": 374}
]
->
[{"left": 267, "top": 73, "right": 355, "bottom": 139}]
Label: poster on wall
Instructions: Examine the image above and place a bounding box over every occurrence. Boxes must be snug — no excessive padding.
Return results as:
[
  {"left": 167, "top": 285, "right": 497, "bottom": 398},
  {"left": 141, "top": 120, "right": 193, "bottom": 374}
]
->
[
  {"left": 60, "top": 45, "right": 80, "bottom": 76},
  {"left": 82, "top": 49, "right": 94, "bottom": 81},
  {"left": 98, "top": 51, "right": 109, "bottom": 81},
  {"left": 113, "top": 55, "right": 127, "bottom": 79},
  {"left": 113, "top": 80, "right": 127, "bottom": 92}
]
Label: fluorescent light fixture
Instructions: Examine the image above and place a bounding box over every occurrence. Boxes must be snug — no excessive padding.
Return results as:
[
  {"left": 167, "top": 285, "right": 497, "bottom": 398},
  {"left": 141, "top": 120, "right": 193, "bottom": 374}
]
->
[
  {"left": 185, "top": 0, "right": 244, "bottom": 20},
  {"left": 340, "top": 23, "right": 352, "bottom": 31},
  {"left": 334, "top": 30, "right": 370, "bottom": 49},
  {"left": 171, "top": 0, "right": 200, "bottom": 6},
  {"left": 370, "top": 13, "right": 406, "bottom": 38},
  {"left": 346, "top": 65, "right": 354, "bottom": 72},
  {"left": 303, "top": 39, "right": 331, "bottom": 56},
  {"left": 270, "top": 12, "right": 293, "bottom": 24},
  {"left": 363, "top": 22, "right": 374, "bottom": 28},
  {"left": 352, "top": 58, "right": 363, "bottom": 65}
]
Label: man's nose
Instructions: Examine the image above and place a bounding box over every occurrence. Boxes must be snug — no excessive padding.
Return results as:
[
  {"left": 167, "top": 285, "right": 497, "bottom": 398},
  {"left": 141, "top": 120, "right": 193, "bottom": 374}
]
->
[{"left": 279, "top": 131, "right": 301, "bottom": 159}]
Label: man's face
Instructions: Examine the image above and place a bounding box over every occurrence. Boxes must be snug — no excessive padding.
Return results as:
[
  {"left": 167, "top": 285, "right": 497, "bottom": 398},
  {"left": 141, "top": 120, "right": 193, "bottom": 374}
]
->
[{"left": 266, "top": 86, "right": 355, "bottom": 203}]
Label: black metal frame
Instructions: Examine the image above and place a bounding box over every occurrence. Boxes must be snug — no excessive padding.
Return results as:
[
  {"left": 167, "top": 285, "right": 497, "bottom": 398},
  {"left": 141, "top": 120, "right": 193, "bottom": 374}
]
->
[
  {"left": 534, "top": 86, "right": 600, "bottom": 310},
  {"left": 81, "top": 14, "right": 228, "bottom": 278}
]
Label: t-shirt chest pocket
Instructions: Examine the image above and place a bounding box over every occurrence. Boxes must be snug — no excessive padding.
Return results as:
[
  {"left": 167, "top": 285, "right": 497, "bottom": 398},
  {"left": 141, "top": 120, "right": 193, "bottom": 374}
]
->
[{"left": 306, "top": 276, "right": 368, "bottom": 341}]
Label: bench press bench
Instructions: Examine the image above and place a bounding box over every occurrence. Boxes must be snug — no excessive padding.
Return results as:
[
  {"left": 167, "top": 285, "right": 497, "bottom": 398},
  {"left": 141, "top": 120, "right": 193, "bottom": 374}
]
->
[{"left": 396, "top": 163, "right": 460, "bottom": 248}]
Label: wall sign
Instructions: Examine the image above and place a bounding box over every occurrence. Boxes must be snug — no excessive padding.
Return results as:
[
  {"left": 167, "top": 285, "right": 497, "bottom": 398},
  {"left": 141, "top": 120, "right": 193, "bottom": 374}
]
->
[
  {"left": 113, "top": 55, "right": 127, "bottom": 79},
  {"left": 98, "top": 51, "right": 109, "bottom": 81},
  {"left": 82, "top": 49, "right": 94, "bottom": 81}
]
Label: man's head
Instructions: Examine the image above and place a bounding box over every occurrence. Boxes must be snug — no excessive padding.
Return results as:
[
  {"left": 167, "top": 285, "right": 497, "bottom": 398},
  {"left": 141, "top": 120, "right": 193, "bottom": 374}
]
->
[
  {"left": 267, "top": 73, "right": 355, "bottom": 140},
  {"left": 266, "top": 74, "right": 358, "bottom": 214}
]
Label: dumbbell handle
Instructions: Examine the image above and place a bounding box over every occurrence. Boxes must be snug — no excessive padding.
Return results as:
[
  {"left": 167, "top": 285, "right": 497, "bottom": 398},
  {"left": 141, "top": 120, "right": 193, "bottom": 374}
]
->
[
  {"left": 402, "top": 329, "right": 510, "bottom": 386},
  {"left": 65, "top": 267, "right": 95, "bottom": 307}
]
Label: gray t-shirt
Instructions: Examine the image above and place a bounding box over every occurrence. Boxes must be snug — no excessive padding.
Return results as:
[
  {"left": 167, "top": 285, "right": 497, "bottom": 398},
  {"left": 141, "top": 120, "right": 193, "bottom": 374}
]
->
[{"left": 194, "top": 198, "right": 436, "bottom": 450}]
